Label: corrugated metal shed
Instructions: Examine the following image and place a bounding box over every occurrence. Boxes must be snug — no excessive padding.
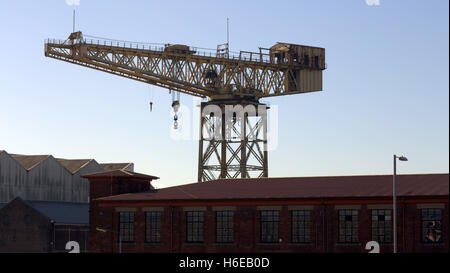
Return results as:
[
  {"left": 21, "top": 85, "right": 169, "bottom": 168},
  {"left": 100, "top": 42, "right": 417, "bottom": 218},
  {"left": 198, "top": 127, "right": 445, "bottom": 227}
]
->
[
  {"left": 0, "top": 150, "right": 136, "bottom": 203},
  {"left": 96, "top": 174, "right": 449, "bottom": 202}
]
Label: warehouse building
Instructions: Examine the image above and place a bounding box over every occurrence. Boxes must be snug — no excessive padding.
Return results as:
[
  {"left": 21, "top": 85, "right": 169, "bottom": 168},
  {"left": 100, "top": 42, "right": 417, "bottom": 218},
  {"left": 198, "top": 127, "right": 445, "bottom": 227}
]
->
[
  {"left": 0, "top": 197, "right": 89, "bottom": 253},
  {"left": 87, "top": 172, "right": 448, "bottom": 253},
  {"left": 0, "top": 150, "right": 134, "bottom": 252},
  {"left": 0, "top": 150, "right": 133, "bottom": 203}
]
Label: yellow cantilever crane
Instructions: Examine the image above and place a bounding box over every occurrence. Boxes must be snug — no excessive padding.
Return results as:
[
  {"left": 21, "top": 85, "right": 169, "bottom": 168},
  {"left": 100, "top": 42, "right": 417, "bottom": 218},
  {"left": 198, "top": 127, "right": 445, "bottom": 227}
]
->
[{"left": 45, "top": 31, "right": 325, "bottom": 182}]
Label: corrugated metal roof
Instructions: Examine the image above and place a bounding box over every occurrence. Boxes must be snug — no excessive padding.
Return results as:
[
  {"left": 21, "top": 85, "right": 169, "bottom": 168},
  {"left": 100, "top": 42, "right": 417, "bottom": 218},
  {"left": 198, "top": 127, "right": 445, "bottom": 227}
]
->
[
  {"left": 100, "top": 163, "right": 133, "bottom": 171},
  {"left": 96, "top": 174, "right": 449, "bottom": 202},
  {"left": 10, "top": 154, "right": 51, "bottom": 170},
  {"left": 82, "top": 169, "right": 159, "bottom": 180},
  {"left": 56, "top": 158, "right": 93, "bottom": 174},
  {"left": 2, "top": 150, "right": 134, "bottom": 174},
  {"left": 25, "top": 200, "right": 89, "bottom": 225}
]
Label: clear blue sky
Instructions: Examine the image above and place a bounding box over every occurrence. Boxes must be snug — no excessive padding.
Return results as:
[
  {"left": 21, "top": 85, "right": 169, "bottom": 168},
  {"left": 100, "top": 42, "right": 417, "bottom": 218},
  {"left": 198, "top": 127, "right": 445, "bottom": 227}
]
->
[{"left": 0, "top": 0, "right": 448, "bottom": 188}]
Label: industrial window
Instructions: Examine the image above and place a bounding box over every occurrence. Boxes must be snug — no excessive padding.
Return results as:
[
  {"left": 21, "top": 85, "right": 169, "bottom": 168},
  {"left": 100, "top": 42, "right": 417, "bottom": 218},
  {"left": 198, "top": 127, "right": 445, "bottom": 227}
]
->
[
  {"left": 145, "top": 211, "right": 161, "bottom": 243},
  {"left": 338, "top": 210, "right": 359, "bottom": 243},
  {"left": 371, "top": 210, "right": 392, "bottom": 243},
  {"left": 186, "top": 211, "right": 204, "bottom": 243},
  {"left": 421, "top": 208, "right": 443, "bottom": 243},
  {"left": 24, "top": 215, "right": 31, "bottom": 225},
  {"left": 260, "top": 210, "right": 279, "bottom": 243},
  {"left": 216, "top": 211, "right": 234, "bottom": 243},
  {"left": 314, "top": 56, "right": 319, "bottom": 68},
  {"left": 291, "top": 210, "right": 311, "bottom": 243},
  {"left": 118, "top": 212, "right": 134, "bottom": 242},
  {"left": 3, "top": 215, "right": 9, "bottom": 226},
  {"left": 304, "top": 54, "right": 309, "bottom": 66}
]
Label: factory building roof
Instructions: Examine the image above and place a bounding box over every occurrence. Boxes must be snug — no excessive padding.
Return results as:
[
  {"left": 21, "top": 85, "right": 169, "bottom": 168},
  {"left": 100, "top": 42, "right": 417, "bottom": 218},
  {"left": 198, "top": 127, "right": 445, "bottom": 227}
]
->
[
  {"left": 10, "top": 154, "right": 51, "bottom": 170},
  {"left": 82, "top": 169, "right": 159, "bottom": 181},
  {"left": 56, "top": 158, "right": 94, "bottom": 174},
  {"left": 100, "top": 163, "right": 133, "bottom": 171},
  {"left": 0, "top": 197, "right": 89, "bottom": 225},
  {"left": 1, "top": 150, "right": 133, "bottom": 174},
  {"left": 95, "top": 173, "right": 449, "bottom": 202}
]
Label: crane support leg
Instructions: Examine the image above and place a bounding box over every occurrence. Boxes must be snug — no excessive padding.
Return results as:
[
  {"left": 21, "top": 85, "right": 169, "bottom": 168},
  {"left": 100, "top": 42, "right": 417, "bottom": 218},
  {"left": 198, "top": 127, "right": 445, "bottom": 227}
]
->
[{"left": 198, "top": 100, "right": 268, "bottom": 182}]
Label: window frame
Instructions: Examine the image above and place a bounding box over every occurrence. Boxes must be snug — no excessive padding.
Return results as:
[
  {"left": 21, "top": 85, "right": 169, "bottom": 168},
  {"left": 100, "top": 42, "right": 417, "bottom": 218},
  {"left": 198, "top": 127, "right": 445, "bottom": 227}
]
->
[
  {"left": 338, "top": 209, "right": 359, "bottom": 244},
  {"left": 215, "top": 211, "right": 234, "bottom": 244},
  {"left": 421, "top": 208, "right": 443, "bottom": 244},
  {"left": 291, "top": 210, "right": 311, "bottom": 244},
  {"left": 186, "top": 211, "right": 205, "bottom": 243},
  {"left": 145, "top": 211, "right": 162, "bottom": 243},
  {"left": 371, "top": 209, "right": 392, "bottom": 244},
  {"left": 118, "top": 211, "right": 135, "bottom": 243},
  {"left": 260, "top": 210, "right": 280, "bottom": 243}
]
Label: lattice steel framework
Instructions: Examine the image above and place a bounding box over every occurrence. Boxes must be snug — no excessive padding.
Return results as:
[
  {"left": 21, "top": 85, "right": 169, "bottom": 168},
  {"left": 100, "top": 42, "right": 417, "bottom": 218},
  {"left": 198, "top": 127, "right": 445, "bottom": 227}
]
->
[
  {"left": 198, "top": 102, "right": 268, "bottom": 181},
  {"left": 44, "top": 32, "right": 325, "bottom": 181},
  {"left": 45, "top": 37, "right": 312, "bottom": 100}
]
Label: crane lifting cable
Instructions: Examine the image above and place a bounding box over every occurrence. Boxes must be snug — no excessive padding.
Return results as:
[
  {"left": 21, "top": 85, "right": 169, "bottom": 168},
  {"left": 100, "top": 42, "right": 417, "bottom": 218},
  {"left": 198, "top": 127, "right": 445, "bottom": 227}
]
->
[{"left": 149, "top": 86, "right": 154, "bottom": 112}]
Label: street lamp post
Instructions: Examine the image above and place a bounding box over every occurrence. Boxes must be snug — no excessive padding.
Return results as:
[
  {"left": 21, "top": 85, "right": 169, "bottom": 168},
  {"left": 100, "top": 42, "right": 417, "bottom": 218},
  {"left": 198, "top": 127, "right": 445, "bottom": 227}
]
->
[{"left": 393, "top": 154, "right": 408, "bottom": 253}]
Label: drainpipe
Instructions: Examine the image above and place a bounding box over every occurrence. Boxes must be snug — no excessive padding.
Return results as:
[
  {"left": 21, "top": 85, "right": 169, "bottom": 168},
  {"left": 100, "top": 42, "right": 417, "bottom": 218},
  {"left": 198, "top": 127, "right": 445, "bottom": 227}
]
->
[
  {"left": 253, "top": 210, "right": 256, "bottom": 253},
  {"left": 322, "top": 202, "right": 326, "bottom": 253},
  {"left": 50, "top": 220, "right": 55, "bottom": 253},
  {"left": 170, "top": 206, "right": 174, "bottom": 253},
  {"left": 402, "top": 200, "right": 406, "bottom": 253}
]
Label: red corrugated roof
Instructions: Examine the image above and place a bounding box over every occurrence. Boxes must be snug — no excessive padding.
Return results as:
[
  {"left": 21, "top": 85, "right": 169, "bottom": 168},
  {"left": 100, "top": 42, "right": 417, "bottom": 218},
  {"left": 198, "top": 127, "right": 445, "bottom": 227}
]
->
[{"left": 95, "top": 173, "right": 449, "bottom": 202}]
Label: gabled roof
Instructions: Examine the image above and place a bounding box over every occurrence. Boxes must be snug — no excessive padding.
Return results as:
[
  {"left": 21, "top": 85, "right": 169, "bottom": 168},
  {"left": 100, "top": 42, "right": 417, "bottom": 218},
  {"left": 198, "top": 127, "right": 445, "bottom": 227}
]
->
[
  {"left": 1, "top": 150, "right": 133, "bottom": 174},
  {"left": 56, "top": 158, "right": 94, "bottom": 174},
  {"left": 96, "top": 173, "right": 449, "bottom": 202},
  {"left": 26, "top": 200, "right": 89, "bottom": 224},
  {"left": 10, "top": 154, "right": 51, "bottom": 170},
  {"left": 0, "top": 197, "right": 88, "bottom": 225},
  {"left": 100, "top": 163, "right": 133, "bottom": 171},
  {"left": 82, "top": 169, "right": 159, "bottom": 180}
]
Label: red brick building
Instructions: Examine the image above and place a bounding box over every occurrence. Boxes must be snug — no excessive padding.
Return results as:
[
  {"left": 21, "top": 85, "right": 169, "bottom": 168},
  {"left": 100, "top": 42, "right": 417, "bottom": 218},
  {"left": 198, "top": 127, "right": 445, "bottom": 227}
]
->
[
  {"left": 0, "top": 197, "right": 89, "bottom": 253},
  {"left": 85, "top": 172, "right": 448, "bottom": 253}
]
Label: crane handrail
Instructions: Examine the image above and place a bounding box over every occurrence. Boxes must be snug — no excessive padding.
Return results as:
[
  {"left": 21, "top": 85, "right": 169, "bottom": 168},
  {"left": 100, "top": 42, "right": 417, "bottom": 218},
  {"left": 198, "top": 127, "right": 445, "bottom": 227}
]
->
[{"left": 45, "top": 37, "right": 273, "bottom": 64}]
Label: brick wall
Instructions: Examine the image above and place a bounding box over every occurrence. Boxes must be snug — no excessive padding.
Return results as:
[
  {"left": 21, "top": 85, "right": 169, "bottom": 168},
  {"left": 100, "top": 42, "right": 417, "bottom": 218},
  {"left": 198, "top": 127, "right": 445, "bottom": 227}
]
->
[
  {"left": 0, "top": 198, "right": 51, "bottom": 253},
  {"left": 89, "top": 201, "right": 448, "bottom": 253}
]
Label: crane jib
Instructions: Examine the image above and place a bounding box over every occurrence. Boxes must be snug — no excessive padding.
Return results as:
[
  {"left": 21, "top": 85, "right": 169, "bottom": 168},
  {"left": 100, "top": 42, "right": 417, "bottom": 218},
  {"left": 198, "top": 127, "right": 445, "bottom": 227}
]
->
[{"left": 45, "top": 32, "right": 325, "bottom": 101}]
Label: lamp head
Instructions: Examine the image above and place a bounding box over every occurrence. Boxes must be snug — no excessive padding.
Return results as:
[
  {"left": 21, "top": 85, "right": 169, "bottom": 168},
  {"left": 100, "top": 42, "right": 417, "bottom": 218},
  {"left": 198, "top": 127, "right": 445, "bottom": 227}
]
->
[
  {"left": 96, "top": 227, "right": 107, "bottom": 233},
  {"left": 398, "top": 156, "right": 408, "bottom": 161}
]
